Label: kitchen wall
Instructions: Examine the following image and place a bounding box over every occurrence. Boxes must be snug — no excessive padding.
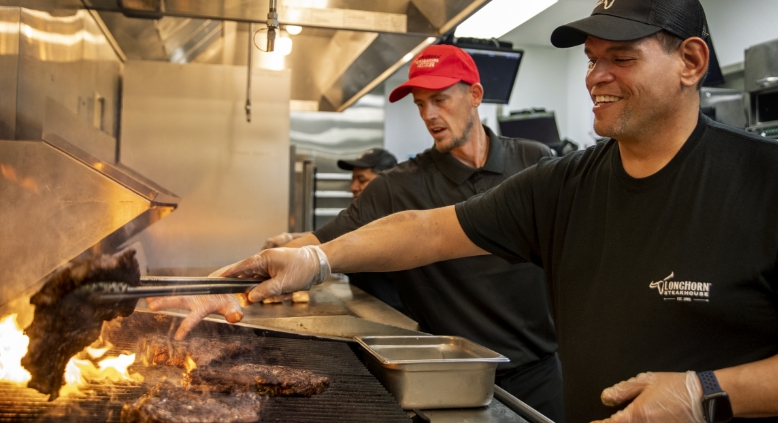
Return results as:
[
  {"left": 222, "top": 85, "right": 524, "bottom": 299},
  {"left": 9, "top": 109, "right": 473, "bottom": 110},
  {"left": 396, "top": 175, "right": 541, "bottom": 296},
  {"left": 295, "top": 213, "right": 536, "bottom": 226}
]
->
[
  {"left": 120, "top": 61, "right": 291, "bottom": 272},
  {"left": 702, "top": 0, "right": 778, "bottom": 68}
]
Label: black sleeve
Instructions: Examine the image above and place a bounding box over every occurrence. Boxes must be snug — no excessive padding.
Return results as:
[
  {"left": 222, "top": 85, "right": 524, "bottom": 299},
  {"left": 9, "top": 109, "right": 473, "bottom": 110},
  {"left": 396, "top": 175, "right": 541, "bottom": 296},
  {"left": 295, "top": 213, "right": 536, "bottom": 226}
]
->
[
  {"left": 314, "top": 175, "right": 395, "bottom": 243},
  {"left": 455, "top": 165, "right": 542, "bottom": 266}
]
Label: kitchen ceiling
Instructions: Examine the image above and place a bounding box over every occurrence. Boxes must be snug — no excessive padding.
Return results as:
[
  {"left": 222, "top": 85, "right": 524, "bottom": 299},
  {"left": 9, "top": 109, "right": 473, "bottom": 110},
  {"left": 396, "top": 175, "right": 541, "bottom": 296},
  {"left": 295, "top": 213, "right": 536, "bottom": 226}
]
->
[
  {"left": 500, "top": 0, "right": 593, "bottom": 47},
  {"left": 77, "top": 0, "right": 489, "bottom": 111}
]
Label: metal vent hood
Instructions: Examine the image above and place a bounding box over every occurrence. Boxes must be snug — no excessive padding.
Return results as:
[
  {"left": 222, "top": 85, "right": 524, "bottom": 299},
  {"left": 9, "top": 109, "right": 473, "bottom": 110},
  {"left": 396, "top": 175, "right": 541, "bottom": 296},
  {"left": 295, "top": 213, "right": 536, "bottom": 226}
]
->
[{"left": 81, "top": 0, "right": 488, "bottom": 111}]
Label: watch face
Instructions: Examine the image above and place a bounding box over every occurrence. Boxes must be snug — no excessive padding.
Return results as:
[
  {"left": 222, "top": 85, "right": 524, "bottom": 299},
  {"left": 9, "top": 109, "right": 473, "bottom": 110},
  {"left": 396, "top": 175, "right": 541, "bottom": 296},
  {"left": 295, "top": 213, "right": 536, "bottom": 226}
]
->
[{"left": 704, "top": 393, "right": 733, "bottom": 423}]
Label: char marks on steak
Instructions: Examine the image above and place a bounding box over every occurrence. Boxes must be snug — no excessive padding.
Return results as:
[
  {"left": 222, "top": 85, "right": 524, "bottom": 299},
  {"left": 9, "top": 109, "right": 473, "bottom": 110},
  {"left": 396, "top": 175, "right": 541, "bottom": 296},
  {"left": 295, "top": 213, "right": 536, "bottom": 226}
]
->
[
  {"left": 185, "top": 364, "right": 329, "bottom": 397},
  {"left": 121, "top": 383, "right": 262, "bottom": 423},
  {"left": 22, "top": 250, "right": 141, "bottom": 400},
  {"left": 141, "top": 335, "right": 251, "bottom": 368}
]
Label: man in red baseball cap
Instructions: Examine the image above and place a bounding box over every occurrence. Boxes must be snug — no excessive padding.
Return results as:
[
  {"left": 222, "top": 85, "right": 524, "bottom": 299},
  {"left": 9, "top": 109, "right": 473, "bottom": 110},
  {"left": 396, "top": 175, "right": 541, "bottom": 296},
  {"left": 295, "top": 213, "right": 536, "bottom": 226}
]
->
[{"left": 154, "top": 44, "right": 566, "bottom": 421}]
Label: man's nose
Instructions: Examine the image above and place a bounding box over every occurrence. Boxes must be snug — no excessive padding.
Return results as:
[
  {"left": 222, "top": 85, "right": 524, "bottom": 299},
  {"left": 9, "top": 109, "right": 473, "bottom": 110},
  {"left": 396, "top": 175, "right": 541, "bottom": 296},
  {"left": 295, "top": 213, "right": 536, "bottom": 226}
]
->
[
  {"left": 420, "top": 103, "right": 438, "bottom": 122},
  {"left": 350, "top": 180, "right": 360, "bottom": 194},
  {"left": 586, "top": 60, "right": 615, "bottom": 90}
]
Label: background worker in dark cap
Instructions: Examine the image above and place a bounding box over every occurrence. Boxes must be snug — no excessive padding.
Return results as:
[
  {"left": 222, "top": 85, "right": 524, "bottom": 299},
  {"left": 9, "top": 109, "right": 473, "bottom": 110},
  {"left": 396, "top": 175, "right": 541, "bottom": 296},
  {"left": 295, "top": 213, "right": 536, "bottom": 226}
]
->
[
  {"left": 210, "top": 0, "right": 778, "bottom": 422},
  {"left": 174, "top": 44, "right": 565, "bottom": 420}
]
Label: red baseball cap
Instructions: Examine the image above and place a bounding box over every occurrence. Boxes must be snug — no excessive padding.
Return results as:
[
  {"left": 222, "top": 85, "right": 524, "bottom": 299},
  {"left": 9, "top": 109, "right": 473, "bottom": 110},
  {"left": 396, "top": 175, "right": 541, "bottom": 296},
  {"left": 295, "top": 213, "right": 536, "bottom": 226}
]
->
[{"left": 389, "top": 45, "right": 480, "bottom": 103}]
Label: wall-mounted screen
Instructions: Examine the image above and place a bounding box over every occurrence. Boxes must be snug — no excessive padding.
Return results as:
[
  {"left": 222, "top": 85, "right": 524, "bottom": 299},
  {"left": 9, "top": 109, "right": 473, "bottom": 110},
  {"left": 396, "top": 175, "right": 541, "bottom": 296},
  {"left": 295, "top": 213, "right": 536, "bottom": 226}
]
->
[{"left": 463, "top": 48, "right": 523, "bottom": 104}]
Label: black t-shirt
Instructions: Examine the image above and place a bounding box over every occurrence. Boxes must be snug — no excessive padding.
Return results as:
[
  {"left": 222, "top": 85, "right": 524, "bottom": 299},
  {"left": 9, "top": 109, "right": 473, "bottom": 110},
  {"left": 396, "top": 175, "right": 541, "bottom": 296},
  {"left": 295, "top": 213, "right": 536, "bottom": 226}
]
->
[
  {"left": 456, "top": 114, "right": 778, "bottom": 422},
  {"left": 316, "top": 126, "right": 559, "bottom": 370}
]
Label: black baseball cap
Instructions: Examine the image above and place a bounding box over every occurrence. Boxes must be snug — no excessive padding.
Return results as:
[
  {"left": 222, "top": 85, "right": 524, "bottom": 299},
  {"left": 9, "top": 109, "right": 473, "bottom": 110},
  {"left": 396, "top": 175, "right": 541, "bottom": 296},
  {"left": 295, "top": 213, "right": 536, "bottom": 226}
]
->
[
  {"left": 550, "top": 0, "right": 709, "bottom": 48},
  {"left": 337, "top": 148, "right": 398, "bottom": 171}
]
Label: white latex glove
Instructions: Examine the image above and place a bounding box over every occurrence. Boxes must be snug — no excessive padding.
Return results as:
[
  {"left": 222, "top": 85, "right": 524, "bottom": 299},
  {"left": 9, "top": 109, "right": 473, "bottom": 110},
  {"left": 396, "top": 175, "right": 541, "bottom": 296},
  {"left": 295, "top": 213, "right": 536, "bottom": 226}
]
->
[
  {"left": 219, "top": 246, "right": 330, "bottom": 304},
  {"left": 593, "top": 371, "right": 705, "bottom": 423},
  {"left": 262, "top": 232, "right": 310, "bottom": 250},
  {"left": 146, "top": 294, "right": 244, "bottom": 340},
  {"left": 262, "top": 232, "right": 294, "bottom": 250}
]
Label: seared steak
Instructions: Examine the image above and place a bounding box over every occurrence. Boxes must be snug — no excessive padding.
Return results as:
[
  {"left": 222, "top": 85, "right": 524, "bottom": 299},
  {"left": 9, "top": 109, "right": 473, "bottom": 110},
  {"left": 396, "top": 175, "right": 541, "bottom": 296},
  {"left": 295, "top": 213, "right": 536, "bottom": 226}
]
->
[
  {"left": 22, "top": 250, "right": 141, "bottom": 400},
  {"left": 121, "top": 383, "right": 262, "bottom": 423},
  {"left": 185, "top": 364, "right": 329, "bottom": 397},
  {"left": 141, "top": 335, "right": 251, "bottom": 368}
]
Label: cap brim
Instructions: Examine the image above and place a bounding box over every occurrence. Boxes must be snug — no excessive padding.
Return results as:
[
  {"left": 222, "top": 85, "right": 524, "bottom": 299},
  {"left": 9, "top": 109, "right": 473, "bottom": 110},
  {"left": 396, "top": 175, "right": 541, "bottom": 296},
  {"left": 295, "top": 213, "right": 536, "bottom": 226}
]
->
[
  {"left": 551, "top": 14, "right": 663, "bottom": 48},
  {"left": 388, "top": 75, "right": 461, "bottom": 103},
  {"left": 337, "top": 159, "right": 371, "bottom": 171}
]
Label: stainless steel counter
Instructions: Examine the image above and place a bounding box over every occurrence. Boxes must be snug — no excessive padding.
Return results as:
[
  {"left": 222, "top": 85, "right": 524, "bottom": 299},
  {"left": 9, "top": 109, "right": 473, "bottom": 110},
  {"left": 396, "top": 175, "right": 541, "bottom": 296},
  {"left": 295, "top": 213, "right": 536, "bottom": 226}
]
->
[{"left": 134, "top": 277, "right": 539, "bottom": 423}]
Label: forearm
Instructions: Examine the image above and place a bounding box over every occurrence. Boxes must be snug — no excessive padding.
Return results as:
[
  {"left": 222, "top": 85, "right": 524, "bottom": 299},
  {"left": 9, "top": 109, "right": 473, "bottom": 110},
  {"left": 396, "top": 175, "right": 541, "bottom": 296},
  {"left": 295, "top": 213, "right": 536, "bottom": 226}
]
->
[
  {"left": 284, "top": 233, "right": 321, "bottom": 248},
  {"left": 320, "top": 205, "right": 487, "bottom": 274},
  {"left": 717, "top": 354, "right": 778, "bottom": 417}
]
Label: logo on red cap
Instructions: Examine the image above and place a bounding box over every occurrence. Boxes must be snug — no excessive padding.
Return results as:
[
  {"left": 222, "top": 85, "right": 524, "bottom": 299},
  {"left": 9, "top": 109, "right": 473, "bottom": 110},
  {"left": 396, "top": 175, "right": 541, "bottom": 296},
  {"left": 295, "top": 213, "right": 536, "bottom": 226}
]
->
[{"left": 415, "top": 55, "right": 440, "bottom": 69}]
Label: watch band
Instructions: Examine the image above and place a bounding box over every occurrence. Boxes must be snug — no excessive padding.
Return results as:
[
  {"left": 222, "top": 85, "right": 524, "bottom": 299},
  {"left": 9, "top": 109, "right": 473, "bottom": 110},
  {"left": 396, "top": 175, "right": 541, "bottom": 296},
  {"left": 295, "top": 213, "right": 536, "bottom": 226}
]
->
[{"left": 697, "top": 370, "right": 723, "bottom": 396}]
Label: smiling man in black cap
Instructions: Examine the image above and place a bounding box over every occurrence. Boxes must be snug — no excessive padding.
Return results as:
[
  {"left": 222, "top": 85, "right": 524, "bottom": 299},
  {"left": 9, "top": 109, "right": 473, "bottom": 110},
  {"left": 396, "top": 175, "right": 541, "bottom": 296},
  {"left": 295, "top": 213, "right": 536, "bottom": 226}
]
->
[{"left": 212, "top": 0, "right": 778, "bottom": 421}]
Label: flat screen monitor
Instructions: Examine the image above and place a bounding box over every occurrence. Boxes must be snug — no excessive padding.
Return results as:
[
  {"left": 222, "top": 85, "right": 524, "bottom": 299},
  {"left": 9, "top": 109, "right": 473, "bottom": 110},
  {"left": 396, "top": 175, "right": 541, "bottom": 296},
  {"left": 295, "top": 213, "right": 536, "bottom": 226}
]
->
[
  {"left": 462, "top": 48, "right": 523, "bottom": 104},
  {"left": 498, "top": 113, "right": 561, "bottom": 145}
]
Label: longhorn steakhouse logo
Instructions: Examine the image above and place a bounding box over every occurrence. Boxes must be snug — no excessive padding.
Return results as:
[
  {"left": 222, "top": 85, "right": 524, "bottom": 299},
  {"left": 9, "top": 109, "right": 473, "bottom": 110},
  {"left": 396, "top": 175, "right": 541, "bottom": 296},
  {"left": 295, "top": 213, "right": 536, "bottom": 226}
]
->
[
  {"left": 595, "top": 0, "right": 615, "bottom": 9},
  {"left": 649, "top": 272, "right": 711, "bottom": 303}
]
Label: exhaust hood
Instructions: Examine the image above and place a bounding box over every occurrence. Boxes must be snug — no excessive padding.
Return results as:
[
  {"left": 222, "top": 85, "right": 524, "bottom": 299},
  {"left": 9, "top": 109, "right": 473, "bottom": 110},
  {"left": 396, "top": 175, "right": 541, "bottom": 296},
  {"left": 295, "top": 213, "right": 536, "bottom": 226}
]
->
[{"left": 80, "top": 0, "right": 489, "bottom": 111}]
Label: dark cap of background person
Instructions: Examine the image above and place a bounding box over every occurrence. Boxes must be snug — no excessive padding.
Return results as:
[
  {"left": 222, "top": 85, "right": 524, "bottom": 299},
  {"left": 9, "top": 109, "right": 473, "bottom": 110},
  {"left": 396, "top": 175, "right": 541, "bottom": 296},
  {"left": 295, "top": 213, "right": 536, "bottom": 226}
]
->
[
  {"left": 337, "top": 148, "right": 398, "bottom": 172},
  {"left": 550, "top": 0, "right": 709, "bottom": 48},
  {"left": 388, "top": 44, "right": 480, "bottom": 103}
]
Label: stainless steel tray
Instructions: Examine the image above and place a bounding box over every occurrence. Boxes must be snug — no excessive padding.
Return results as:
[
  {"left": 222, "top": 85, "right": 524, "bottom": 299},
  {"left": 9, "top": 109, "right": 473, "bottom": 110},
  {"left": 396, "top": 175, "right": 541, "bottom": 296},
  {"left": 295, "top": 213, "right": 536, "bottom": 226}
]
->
[{"left": 356, "top": 336, "right": 509, "bottom": 409}]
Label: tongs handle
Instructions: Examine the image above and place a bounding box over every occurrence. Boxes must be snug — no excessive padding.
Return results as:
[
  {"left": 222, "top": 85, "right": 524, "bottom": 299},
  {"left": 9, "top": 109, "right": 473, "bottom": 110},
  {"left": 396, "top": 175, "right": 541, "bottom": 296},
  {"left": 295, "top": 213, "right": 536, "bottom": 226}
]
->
[
  {"left": 140, "top": 276, "right": 254, "bottom": 285},
  {"left": 86, "top": 279, "right": 260, "bottom": 301}
]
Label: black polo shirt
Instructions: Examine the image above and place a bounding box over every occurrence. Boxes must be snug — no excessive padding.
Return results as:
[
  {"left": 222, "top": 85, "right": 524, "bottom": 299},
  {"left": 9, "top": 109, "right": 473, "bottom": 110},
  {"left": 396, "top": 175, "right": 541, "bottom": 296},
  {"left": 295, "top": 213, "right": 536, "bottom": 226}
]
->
[
  {"left": 456, "top": 115, "right": 778, "bottom": 422},
  {"left": 315, "top": 126, "right": 558, "bottom": 370}
]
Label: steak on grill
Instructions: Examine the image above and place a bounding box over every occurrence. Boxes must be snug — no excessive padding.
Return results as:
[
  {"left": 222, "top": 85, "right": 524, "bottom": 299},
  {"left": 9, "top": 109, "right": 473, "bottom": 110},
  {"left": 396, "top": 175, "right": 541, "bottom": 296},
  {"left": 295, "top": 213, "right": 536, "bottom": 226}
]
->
[
  {"left": 121, "top": 383, "right": 262, "bottom": 423},
  {"left": 22, "top": 250, "right": 141, "bottom": 400},
  {"left": 185, "top": 364, "right": 329, "bottom": 397},
  {"left": 141, "top": 335, "right": 251, "bottom": 368}
]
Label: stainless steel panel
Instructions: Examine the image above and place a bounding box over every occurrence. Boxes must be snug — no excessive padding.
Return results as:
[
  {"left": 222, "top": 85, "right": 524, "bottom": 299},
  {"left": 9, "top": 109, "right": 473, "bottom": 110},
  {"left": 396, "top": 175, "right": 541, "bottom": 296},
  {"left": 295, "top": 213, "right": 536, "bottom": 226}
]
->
[
  {"left": 357, "top": 335, "right": 509, "bottom": 409},
  {"left": 15, "top": 7, "right": 122, "bottom": 140},
  {"left": 120, "top": 61, "right": 290, "bottom": 270},
  {"left": 0, "top": 6, "right": 19, "bottom": 140},
  {"left": 745, "top": 38, "right": 778, "bottom": 93},
  {"left": 0, "top": 139, "right": 175, "bottom": 312},
  {"left": 700, "top": 87, "right": 748, "bottom": 129}
]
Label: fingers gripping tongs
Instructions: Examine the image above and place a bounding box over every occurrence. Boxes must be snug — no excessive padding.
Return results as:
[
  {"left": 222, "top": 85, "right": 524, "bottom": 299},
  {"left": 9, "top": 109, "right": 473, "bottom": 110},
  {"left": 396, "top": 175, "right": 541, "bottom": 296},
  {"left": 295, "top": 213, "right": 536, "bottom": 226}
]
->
[{"left": 77, "top": 277, "right": 259, "bottom": 302}]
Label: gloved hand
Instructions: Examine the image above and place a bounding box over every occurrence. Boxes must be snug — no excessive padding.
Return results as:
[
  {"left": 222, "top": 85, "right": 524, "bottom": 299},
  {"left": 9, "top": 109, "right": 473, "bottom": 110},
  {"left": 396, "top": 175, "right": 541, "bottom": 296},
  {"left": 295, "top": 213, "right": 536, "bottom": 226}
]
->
[
  {"left": 262, "top": 232, "right": 310, "bottom": 250},
  {"left": 219, "top": 246, "right": 330, "bottom": 304},
  {"left": 262, "top": 232, "right": 294, "bottom": 250},
  {"left": 146, "top": 294, "right": 245, "bottom": 340},
  {"left": 593, "top": 371, "right": 704, "bottom": 423}
]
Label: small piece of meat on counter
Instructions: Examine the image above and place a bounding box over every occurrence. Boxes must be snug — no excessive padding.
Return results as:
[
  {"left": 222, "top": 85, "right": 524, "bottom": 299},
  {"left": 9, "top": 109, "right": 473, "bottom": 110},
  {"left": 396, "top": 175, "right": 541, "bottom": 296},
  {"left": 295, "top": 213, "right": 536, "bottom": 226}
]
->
[
  {"left": 22, "top": 250, "right": 141, "bottom": 400},
  {"left": 141, "top": 335, "right": 251, "bottom": 368},
  {"left": 185, "top": 364, "right": 329, "bottom": 397},
  {"left": 121, "top": 383, "right": 262, "bottom": 423}
]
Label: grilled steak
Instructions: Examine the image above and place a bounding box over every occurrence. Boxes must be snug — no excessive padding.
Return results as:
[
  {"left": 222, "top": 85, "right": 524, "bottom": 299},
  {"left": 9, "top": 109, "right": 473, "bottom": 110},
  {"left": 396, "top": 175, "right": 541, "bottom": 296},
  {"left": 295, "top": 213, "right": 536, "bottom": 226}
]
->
[
  {"left": 185, "top": 364, "right": 329, "bottom": 397},
  {"left": 141, "top": 335, "right": 251, "bottom": 368},
  {"left": 121, "top": 383, "right": 262, "bottom": 423},
  {"left": 22, "top": 250, "right": 141, "bottom": 400}
]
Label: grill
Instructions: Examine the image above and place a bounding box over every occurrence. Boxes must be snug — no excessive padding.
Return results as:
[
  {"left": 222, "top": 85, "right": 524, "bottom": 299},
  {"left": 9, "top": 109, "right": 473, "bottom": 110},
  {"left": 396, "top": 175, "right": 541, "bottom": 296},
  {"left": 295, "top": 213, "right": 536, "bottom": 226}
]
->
[{"left": 0, "top": 311, "right": 410, "bottom": 423}]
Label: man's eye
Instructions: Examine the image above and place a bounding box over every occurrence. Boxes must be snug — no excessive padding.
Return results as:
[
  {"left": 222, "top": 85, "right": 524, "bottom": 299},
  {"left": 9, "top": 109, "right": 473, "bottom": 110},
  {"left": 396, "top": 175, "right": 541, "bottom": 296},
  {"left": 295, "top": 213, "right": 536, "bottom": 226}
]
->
[{"left": 587, "top": 59, "right": 596, "bottom": 68}]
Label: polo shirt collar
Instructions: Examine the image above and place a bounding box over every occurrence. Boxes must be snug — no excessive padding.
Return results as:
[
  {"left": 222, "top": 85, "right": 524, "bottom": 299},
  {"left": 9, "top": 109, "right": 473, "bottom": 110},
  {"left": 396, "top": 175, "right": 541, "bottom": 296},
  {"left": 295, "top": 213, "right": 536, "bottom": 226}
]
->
[{"left": 431, "top": 125, "right": 506, "bottom": 185}]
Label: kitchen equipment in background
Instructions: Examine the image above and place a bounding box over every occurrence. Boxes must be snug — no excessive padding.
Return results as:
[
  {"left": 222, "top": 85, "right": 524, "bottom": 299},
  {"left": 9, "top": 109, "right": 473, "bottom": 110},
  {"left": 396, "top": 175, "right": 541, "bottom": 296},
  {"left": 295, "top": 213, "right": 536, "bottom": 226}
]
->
[
  {"left": 745, "top": 38, "right": 778, "bottom": 139},
  {"left": 498, "top": 110, "right": 578, "bottom": 155},
  {"left": 356, "top": 335, "right": 509, "bottom": 410},
  {"left": 700, "top": 88, "right": 748, "bottom": 129},
  {"left": 442, "top": 37, "right": 524, "bottom": 104}
]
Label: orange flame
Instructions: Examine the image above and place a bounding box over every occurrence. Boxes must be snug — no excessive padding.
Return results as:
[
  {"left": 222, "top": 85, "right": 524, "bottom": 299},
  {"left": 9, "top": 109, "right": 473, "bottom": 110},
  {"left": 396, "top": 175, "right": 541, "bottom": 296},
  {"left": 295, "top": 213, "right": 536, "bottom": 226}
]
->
[
  {"left": 184, "top": 354, "right": 197, "bottom": 373},
  {"left": 0, "top": 314, "right": 143, "bottom": 398},
  {"left": 0, "top": 164, "right": 40, "bottom": 194}
]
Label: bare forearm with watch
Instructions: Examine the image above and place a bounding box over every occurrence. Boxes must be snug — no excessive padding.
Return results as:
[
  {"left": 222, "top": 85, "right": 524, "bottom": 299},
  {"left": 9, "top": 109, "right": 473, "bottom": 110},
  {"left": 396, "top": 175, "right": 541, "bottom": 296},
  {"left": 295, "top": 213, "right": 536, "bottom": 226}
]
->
[{"left": 593, "top": 355, "right": 778, "bottom": 423}]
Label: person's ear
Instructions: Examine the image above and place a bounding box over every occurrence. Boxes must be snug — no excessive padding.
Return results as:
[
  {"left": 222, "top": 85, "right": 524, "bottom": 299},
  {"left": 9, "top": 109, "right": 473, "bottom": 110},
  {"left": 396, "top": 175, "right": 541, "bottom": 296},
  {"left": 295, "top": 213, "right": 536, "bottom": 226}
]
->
[
  {"left": 679, "top": 37, "right": 709, "bottom": 88},
  {"left": 470, "top": 83, "right": 484, "bottom": 107}
]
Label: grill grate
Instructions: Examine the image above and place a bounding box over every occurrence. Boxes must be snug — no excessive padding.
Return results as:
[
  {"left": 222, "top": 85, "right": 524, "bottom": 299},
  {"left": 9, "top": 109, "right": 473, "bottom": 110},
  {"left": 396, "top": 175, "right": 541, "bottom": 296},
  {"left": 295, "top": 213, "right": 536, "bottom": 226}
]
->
[{"left": 0, "top": 311, "right": 410, "bottom": 422}]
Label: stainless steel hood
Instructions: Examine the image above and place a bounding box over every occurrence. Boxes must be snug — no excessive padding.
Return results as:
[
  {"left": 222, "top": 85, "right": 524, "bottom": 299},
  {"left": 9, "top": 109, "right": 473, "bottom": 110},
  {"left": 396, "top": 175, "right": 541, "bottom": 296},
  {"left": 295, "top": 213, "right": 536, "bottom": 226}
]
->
[{"left": 79, "top": 0, "right": 489, "bottom": 111}]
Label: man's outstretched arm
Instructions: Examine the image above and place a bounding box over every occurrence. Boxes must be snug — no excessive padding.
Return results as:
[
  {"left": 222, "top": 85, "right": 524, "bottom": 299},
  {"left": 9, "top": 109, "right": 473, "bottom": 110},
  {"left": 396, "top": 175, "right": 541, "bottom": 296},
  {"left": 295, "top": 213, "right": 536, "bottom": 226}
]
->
[{"left": 220, "top": 206, "right": 488, "bottom": 301}]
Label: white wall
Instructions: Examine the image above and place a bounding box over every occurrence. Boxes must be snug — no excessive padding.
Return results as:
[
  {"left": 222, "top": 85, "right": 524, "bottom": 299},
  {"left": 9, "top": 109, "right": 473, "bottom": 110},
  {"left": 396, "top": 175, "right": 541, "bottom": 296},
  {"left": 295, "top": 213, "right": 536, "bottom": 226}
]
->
[
  {"left": 702, "top": 0, "right": 778, "bottom": 67},
  {"left": 121, "top": 61, "right": 291, "bottom": 270}
]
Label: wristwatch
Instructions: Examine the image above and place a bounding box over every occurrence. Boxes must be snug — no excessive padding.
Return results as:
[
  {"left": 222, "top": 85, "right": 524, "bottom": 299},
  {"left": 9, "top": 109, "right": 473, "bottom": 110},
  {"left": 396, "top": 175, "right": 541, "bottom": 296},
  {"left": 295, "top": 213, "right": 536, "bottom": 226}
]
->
[{"left": 696, "top": 371, "right": 733, "bottom": 423}]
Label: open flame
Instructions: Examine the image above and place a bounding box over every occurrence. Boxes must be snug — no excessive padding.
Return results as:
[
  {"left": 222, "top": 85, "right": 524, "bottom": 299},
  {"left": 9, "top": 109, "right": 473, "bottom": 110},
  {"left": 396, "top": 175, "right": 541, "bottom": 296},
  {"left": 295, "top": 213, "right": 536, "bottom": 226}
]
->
[
  {"left": 184, "top": 354, "right": 198, "bottom": 373},
  {"left": 0, "top": 314, "right": 143, "bottom": 397}
]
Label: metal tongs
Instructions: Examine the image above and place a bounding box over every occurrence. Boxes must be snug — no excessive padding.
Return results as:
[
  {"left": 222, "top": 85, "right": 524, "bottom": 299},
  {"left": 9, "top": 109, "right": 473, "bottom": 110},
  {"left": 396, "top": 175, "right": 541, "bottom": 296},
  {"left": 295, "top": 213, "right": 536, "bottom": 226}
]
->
[{"left": 76, "top": 276, "right": 259, "bottom": 302}]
